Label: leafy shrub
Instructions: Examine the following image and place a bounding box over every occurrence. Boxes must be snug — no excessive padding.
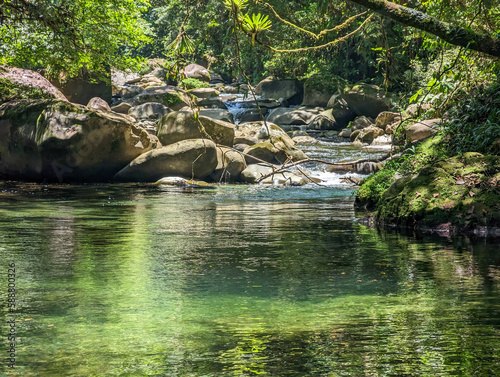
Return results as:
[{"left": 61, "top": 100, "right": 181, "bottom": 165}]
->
[
  {"left": 443, "top": 81, "right": 500, "bottom": 155},
  {"left": 181, "top": 78, "right": 210, "bottom": 90}
]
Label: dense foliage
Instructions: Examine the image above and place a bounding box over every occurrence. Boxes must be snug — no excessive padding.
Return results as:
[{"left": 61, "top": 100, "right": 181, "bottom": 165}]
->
[{"left": 0, "top": 0, "right": 150, "bottom": 78}]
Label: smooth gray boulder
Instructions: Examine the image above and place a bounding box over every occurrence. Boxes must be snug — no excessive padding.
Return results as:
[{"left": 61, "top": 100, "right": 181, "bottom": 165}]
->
[
  {"left": 0, "top": 99, "right": 155, "bottom": 182},
  {"left": 157, "top": 108, "right": 235, "bottom": 147},
  {"left": 114, "top": 139, "right": 218, "bottom": 181},
  {"left": 255, "top": 78, "right": 303, "bottom": 105},
  {"left": 182, "top": 64, "right": 211, "bottom": 82}
]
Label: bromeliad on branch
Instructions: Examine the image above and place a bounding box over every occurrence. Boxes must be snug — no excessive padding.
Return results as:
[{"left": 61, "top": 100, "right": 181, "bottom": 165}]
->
[{"left": 241, "top": 13, "right": 272, "bottom": 46}]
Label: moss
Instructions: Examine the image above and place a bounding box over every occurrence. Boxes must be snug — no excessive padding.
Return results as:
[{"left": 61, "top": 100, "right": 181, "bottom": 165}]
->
[
  {"left": 161, "top": 92, "right": 183, "bottom": 108},
  {"left": 0, "top": 79, "right": 55, "bottom": 104},
  {"left": 181, "top": 78, "right": 210, "bottom": 90}
]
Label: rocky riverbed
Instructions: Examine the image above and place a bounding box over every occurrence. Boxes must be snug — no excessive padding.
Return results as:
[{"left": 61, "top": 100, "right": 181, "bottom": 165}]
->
[{"left": 1, "top": 63, "right": 443, "bottom": 185}]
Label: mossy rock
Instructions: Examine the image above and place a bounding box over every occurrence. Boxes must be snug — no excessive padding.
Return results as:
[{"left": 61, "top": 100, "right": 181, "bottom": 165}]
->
[{"left": 360, "top": 154, "right": 500, "bottom": 232}]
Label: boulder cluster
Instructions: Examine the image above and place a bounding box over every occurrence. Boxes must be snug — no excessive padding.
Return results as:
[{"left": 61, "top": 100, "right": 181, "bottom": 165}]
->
[{"left": 0, "top": 63, "right": 441, "bottom": 184}]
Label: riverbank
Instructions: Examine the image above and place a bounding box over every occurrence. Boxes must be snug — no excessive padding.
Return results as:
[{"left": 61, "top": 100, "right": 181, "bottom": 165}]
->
[{"left": 355, "top": 135, "right": 500, "bottom": 237}]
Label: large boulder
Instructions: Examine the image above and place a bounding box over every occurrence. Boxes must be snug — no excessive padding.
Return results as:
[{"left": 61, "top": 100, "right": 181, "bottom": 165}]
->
[
  {"left": 267, "top": 107, "right": 320, "bottom": 125},
  {"left": 0, "top": 65, "right": 68, "bottom": 103},
  {"left": 0, "top": 99, "right": 155, "bottom": 182},
  {"left": 405, "top": 119, "right": 442, "bottom": 142},
  {"left": 325, "top": 95, "right": 357, "bottom": 128},
  {"left": 341, "top": 83, "right": 392, "bottom": 118},
  {"left": 128, "top": 86, "right": 190, "bottom": 111},
  {"left": 255, "top": 78, "right": 303, "bottom": 105},
  {"left": 301, "top": 75, "right": 339, "bottom": 107},
  {"left": 157, "top": 108, "right": 235, "bottom": 146},
  {"left": 50, "top": 73, "right": 112, "bottom": 105},
  {"left": 210, "top": 146, "right": 247, "bottom": 182},
  {"left": 128, "top": 102, "right": 172, "bottom": 121},
  {"left": 243, "top": 136, "right": 308, "bottom": 165},
  {"left": 182, "top": 64, "right": 211, "bottom": 83},
  {"left": 114, "top": 139, "right": 218, "bottom": 181}
]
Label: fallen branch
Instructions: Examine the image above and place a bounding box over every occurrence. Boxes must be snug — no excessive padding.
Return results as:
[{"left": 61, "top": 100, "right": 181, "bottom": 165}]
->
[{"left": 255, "top": 154, "right": 396, "bottom": 183}]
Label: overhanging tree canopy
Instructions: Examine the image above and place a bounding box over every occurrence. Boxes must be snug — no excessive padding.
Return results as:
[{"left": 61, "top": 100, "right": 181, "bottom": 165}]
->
[
  {"left": 0, "top": 0, "right": 151, "bottom": 77},
  {"left": 349, "top": 0, "right": 500, "bottom": 58}
]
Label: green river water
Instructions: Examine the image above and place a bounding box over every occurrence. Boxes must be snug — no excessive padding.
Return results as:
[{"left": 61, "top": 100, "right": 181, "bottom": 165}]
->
[{"left": 1, "top": 142, "right": 500, "bottom": 376}]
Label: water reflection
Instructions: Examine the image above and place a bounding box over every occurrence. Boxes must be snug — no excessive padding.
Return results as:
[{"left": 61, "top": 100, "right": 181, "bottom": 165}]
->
[{"left": 0, "top": 183, "right": 499, "bottom": 376}]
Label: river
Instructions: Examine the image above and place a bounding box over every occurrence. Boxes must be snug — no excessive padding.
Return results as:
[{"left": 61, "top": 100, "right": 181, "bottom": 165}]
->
[{"left": 1, "top": 141, "right": 500, "bottom": 376}]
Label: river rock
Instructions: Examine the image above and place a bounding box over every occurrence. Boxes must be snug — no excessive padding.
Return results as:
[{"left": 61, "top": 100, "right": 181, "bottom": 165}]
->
[
  {"left": 371, "top": 134, "right": 393, "bottom": 145},
  {"left": 243, "top": 136, "right": 308, "bottom": 165},
  {"left": 325, "top": 95, "right": 357, "bottom": 128},
  {"left": 239, "top": 108, "right": 267, "bottom": 123},
  {"left": 241, "top": 163, "right": 308, "bottom": 185},
  {"left": 111, "top": 102, "right": 132, "bottom": 114},
  {"left": 128, "top": 102, "right": 171, "bottom": 121},
  {"left": 375, "top": 111, "right": 401, "bottom": 131},
  {"left": 342, "top": 83, "right": 392, "bottom": 118},
  {"left": 87, "top": 97, "right": 111, "bottom": 112},
  {"left": 210, "top": 72, "right": 225, "bottom": 85},
  {"left": 405, "top": 119, "right": 442, "bottom": 142},
  {"left": 255, "top": 78, "right": 303, "bottom": 105},
  {"left": 210, "top": 146, "right": 247, "bottom": 182},
  {"left": 182, "top": 64, "right": 211, "bottom": 83},
  {"left": 114, "top": 139, "right": 217, "bottom": 181},
  {"left": 351, "top": 116, "right": 374, "bottom": 130},
  {"left": 328, "top": 161, "right": 382, "bottom": 174},
  {"left": 292, "top": 135, "right": 319, "bottom": 144},
  {"left": 196, "top": 98, "right": 227, "bottom": 109},
  {"left": 354, "top": 125, "right": 385, "bottom": 144},
  {"left": 199, "top": 108, "right": 234, "bottom": 123},
  {"left": 189, "top": 87, "right": 220, "bottom": 99},
  {"left": 157, "top": 108, "right": 235, "bottom": 146},
  {"left": 267, "top": 107, "right": 320, "bottom": 125},
  {"left": 307, "top": 114, "right": 337, "bottom": 130},
  {"left": 0, "top": 99, "right": 155, "bottom": 181},
  {"left": 0, "top": 65, "right": 68, "bottom": 103},
  {"left": 128, "top": 86, "right": 190, "bottom": 111},
  {"left": 406, "top": 103, "right": 433, "bottom": 118},
  {"left": 235, "top": 121, "right": 295, "bottom": 146}
]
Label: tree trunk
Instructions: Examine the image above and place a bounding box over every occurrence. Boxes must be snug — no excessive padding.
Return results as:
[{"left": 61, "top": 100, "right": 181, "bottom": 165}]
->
[{"left": 349, "top": 0, "right": 500, "bottom": 57}]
